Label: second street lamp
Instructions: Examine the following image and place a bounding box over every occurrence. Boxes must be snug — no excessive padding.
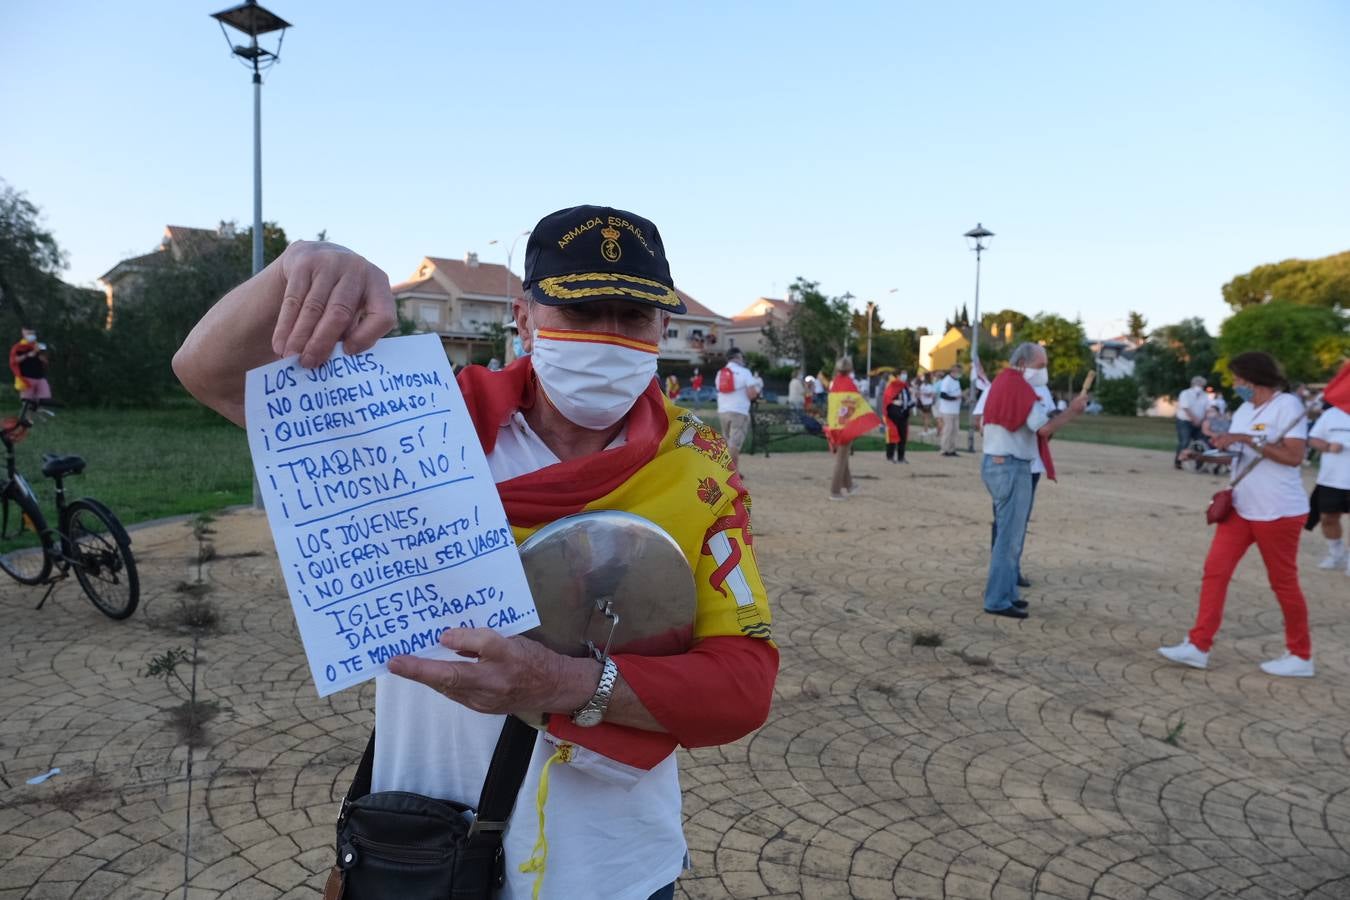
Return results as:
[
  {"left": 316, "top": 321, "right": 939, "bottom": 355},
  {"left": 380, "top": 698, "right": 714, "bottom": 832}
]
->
[{"left": 963, "top": 223, "right": 994, "bottom": 452}]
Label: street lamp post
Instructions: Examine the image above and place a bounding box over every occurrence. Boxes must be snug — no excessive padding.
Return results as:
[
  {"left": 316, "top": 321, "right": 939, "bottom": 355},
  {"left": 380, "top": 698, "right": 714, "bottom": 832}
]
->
[
  {"left": 212, "top": 0, "right": 289, "bottom": 511},
  {"left": 488, "top": 230, "right": 531, "bottom": 362},
  {"left": 865, "top": 300, "right": 875, "bottom": 384},
  {"left": 963, "top": 223, "right": 994, "bottom": 452},
  {"left": 211, "top": 0, "right": 291, "bottom": 277}
]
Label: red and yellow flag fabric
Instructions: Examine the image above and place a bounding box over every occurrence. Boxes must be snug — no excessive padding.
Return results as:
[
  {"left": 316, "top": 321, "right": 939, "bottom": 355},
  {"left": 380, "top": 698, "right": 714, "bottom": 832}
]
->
[
  {"left": 8, "top": 340, "right": 34, "bottom": 392},
  {"left": 457, "top": 359, "right": 777, "bottom": 768},
  {"left": 826, "top": 373, "right": 882, "bottom": 448},
  {"left": 1326, "top": 359, "right": 1350, "bottom": 414}
]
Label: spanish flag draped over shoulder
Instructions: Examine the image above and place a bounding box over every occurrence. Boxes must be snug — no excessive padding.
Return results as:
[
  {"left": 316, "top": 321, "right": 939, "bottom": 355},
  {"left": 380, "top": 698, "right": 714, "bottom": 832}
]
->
[
  {"left": 1326, "top": 359, "right": 1350, "bottom": 414},
  {"left": 457, "top": 358, "right": 777, "bottom": 769},
  {"left": 826, "top": 373, "right": 882, "bottom": 449}
]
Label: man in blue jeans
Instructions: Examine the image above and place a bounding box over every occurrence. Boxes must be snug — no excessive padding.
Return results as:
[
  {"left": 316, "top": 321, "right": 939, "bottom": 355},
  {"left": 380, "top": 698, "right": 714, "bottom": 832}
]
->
[{"left": 979, "top": 343, "right": 1088, "bottom": 617}]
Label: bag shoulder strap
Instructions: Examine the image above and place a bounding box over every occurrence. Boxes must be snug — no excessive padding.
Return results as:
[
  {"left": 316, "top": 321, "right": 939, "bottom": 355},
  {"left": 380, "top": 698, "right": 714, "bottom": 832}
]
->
[
  {"left": 473, "top": 715, "right": 538, "bottom": 830},
  {"left": 1229, "top": 408, "right": 1307, "bottom": 489},
  {"left": 337, "top": 715, "right": 537, "bottom": 834}
]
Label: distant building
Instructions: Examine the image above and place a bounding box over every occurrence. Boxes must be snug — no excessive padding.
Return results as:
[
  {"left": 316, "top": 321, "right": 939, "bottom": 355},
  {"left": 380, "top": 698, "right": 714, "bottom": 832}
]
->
[
  {"left": 98, "top": 224, "right": 234, "bottom": 325},
  {"left": 392, "top": 254, "right": 730, "bottom": 367},
  {"left": 919, "top": 326, "right": 970, "bottom": 372},
  {"left": 660, "top": 291, "right": 732, "bottom": 364},
  {"left": 391, "top": 253, "right": 523, "bottom": 367},
  {"left": 1089, "top": 336, "right": 1139, "bottom": 379},
  {"left": 722, "top": 297, "right": 796, "bottom": 363}
]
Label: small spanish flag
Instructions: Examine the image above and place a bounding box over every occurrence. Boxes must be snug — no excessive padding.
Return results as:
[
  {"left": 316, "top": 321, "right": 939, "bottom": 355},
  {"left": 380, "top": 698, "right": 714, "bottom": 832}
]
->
[
  {"left": 1326, "top": 359, "right": 1350, "bottom": 414},
  {"left": 826, "top": 374, "right": 882, "bottom": 449}
]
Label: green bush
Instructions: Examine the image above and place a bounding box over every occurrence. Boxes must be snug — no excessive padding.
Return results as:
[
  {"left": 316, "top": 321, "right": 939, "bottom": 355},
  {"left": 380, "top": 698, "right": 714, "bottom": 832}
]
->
[{"left": 1096, "top": 376, "right": 1141, "bottom": 416}]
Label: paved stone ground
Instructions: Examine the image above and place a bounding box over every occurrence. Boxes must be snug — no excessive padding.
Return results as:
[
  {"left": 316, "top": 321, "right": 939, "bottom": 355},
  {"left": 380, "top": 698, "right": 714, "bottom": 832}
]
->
[{"left": 1, "top": 440, "right": 1348, "bottom": 899}]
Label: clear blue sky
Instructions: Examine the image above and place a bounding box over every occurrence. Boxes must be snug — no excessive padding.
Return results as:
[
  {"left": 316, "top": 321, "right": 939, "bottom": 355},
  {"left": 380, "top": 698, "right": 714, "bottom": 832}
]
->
[{"left": 3, "top": 1, "right": 1347, "bottom": 338}]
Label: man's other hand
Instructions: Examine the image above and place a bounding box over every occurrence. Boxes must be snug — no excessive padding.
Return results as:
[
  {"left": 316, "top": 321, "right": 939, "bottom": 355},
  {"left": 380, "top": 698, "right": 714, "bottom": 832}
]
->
[
  {"left": 1068, "top": 394, "right": 1090, "bottom": 414},
  {"left": 271, "top": 241, "right": 397, "bottom": 368}
]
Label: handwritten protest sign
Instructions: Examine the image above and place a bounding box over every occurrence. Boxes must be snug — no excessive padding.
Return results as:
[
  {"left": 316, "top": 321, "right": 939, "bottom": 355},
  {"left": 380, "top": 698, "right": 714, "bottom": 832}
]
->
[{"left": 244, "top": 334, "right": 537, "bottom": 696}]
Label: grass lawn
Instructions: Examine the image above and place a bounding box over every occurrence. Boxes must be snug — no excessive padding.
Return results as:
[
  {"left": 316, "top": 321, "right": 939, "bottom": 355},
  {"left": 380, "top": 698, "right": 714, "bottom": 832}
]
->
[{"left": 7, "top": 402, "right": 252, "bottom": 529}]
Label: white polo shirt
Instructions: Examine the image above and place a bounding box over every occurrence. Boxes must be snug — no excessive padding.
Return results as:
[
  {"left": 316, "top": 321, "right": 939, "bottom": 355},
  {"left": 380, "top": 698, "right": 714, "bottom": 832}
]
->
[
  {"left": 1311, "top": 407, "right": 1350, "bottom": 490},
  {"left": 715, "top": 361, "right": 756, "bottom": 416},
  {"left": 1176, "top": 386, "right": 1208, "bottom": 424},
  {"left": 936, "top": 375, "right": 963, "bottom": 416}
]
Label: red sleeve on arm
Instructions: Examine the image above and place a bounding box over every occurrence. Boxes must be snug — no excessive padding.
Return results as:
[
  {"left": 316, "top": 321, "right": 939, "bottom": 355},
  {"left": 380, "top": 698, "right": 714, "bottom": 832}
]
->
[{"left": 546, "top": 636, "right": 779, "bottom": 770}]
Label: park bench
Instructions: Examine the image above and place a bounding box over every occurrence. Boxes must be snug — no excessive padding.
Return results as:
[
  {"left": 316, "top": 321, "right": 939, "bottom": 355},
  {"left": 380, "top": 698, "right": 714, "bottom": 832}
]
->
[{"left": 746, "top": 405, "right": 825, "bottom": 457}]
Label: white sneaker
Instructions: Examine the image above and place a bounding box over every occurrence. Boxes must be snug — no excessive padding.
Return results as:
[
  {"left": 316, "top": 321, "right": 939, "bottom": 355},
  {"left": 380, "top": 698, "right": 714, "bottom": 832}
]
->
[
  {"left": 1259, "top": 652, "right": 1314, "bottom": 677},
  {"left": 828, "top": 493, "right": 848, "bottom": 502},
  {"left": 1318, "top": 550, "right": 1347, "bottom": 570},
  {"left": 1158, "top": 641, "right": 1209, "bottom": 669}
]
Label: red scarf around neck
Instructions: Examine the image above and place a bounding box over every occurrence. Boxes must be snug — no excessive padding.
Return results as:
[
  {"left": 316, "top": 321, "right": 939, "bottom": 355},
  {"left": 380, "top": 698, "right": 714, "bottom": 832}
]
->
[
  {"left": 457, "top": 357, "right": 669, "bottom": 527},
  {"left": 982, "top": 368, "right": 1056, "bottom": 480}
]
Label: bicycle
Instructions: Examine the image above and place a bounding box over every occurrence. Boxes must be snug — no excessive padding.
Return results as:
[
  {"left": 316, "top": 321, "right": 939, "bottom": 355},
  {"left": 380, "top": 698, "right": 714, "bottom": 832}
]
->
[{"left": 0, "top": 400, "right": 140, "bottom": 618}]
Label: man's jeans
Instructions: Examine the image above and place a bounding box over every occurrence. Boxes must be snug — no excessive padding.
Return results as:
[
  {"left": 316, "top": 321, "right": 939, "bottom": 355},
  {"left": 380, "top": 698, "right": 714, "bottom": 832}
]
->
[
  {"left": 982, "top": 454, "right": 1033, "bottom": 611},
  {"left": 1175, "top": 419, "right": 1200, "bottom": 462}
]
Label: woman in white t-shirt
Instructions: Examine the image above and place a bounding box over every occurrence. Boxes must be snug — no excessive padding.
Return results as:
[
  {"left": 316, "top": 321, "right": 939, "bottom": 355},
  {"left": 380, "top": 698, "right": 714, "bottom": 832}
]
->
[
  {"left": 1159, "top": 352, "right": 1314, "bottom": 678},
  {"left": 1308, "top": 403, "right": 1350, "bottom": 573}
]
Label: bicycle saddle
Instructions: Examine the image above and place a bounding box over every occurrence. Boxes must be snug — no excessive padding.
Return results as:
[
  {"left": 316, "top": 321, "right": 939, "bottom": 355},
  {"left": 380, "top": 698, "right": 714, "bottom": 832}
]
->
[{"left": 41, "top": 454, "right": 86, "bottom": 478}]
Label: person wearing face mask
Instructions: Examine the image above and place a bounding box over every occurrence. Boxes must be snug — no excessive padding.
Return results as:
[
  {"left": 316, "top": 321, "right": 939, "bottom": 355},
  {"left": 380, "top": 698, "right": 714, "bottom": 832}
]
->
[
  {"left": 1160, "top": 351, "right": 1314, "bottom": 677},
  {"left": 171, "top": 205, "right": 778, "bottom": 900},
  {"left": 9, "top": 326, "right": 51, "bottom": 403},
  {"left": 978, "top": 342, "right": 1089, "bottom": 618}
]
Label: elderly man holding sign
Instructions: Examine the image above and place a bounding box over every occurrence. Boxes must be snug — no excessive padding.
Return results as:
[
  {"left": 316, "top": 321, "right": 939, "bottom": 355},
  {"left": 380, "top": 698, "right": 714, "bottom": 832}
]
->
[{"left": 174, "top": 206, "right": 776, "bottom": 900}]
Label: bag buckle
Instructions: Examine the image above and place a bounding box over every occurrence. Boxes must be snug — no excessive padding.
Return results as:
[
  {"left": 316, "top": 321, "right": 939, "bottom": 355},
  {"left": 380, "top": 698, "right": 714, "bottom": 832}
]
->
[{"left": 466, "top": 816, "right": 508, "bottom": 841}]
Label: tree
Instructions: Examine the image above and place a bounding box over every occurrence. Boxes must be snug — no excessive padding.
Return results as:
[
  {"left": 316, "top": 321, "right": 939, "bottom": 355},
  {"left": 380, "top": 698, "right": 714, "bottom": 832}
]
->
[
  {"left": 1222, "top": 251, "right": 1350, "bottom": 311},
  {"left": 1015, "top": 314, "right": 1093, "bottom": 393},
  {"left": 1133, "top": 317, "right": 1218, "bottom": 400},
  {"left": 1096, "top": 376, "right": 1142, "bottom": 416},
  {"left": 1126, "top": 311, "right": 1148, "bottom": 344},
  {"left": 1217, "top": 301, "right": 1350, "bottom": 385},
  {"left": 765, "top": 277, "right": 852, "bottom": 377},
  {"left": 107, "top": 222, "right": 290, "bottom": 404},
  {"left": 0, "top": 180, "right": 66, "bottom": 325}
]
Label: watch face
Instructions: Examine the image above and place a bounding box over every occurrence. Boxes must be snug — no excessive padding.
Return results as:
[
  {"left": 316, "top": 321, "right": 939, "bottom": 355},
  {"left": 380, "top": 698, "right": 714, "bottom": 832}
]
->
[{"left": 573, "top": 708, "right": 604, "bottom": 727}]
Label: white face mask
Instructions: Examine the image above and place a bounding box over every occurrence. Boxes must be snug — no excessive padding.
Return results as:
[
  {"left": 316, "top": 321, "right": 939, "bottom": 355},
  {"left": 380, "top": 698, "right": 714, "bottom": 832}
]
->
[
  {"left": 531, "top": 327, "right": 658, "bottom": 430},
  {"left": 1023, "top": 366, "right": 1049, "bottom": 388}
]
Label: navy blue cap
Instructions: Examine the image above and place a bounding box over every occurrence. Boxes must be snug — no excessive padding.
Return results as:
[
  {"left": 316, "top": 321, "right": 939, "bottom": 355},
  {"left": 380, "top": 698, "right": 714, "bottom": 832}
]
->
[{"left": 522, "top": 205, "right": 686, "bottom": 314}]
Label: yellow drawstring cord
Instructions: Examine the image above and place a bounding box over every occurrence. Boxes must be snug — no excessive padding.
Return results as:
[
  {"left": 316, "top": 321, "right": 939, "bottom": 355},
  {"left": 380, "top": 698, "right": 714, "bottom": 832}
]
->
[{"left": 519, "top": 743, "right": 572, "bottom": 899}]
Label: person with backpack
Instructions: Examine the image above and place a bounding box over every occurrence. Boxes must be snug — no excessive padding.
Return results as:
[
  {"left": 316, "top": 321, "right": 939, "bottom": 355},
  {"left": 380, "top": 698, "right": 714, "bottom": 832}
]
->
[{"left": 716, "top": 348, "right": 760, "bottom": 468}]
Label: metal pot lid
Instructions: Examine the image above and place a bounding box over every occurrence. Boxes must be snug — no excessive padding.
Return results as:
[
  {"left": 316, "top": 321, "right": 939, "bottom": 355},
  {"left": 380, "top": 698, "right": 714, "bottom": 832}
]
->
[{"left": 518, "top": 509, "right": 696, "bottom": 660}]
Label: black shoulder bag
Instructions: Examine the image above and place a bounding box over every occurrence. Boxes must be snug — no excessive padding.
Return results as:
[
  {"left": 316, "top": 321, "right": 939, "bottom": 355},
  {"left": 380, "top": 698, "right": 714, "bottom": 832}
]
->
[{"left": 323, "top": 715, "right": 538, "bottom": 900}]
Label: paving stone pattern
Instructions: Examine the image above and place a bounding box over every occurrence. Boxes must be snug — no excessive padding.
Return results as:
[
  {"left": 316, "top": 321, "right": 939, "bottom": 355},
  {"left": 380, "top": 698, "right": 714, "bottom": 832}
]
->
[{"left": 1, "top": 442, "right": 1347, "bottom": 898}]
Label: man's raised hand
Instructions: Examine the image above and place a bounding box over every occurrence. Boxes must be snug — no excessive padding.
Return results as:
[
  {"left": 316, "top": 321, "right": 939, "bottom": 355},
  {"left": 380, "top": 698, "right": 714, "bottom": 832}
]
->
[{"left": 271, "top": 241, "right": 397, "bottom": 368}]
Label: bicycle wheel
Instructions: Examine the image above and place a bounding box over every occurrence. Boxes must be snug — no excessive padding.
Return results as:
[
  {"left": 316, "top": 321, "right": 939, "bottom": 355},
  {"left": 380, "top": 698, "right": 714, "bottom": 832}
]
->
[
  {"left": 0, "top": 478, "right": 53, "bottom": 584},
  {"left": 64, "top": 499, "right": 139, "bottom": 619}
]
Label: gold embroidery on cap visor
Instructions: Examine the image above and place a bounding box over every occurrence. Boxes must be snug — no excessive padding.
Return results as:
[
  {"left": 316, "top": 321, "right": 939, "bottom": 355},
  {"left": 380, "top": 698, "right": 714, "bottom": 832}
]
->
[{"left": 534, "top": 273, "right": 685, "bottom": 311}]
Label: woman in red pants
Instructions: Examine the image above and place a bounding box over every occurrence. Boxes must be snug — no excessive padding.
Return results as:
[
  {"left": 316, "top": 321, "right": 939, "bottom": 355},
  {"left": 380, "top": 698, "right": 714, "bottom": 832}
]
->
[{"left": 1159, "top": 351, "right": 1314, "bottom": 677}]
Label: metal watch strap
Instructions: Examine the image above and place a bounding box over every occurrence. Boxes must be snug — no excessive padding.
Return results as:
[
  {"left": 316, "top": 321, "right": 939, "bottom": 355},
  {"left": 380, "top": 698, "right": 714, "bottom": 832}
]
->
[{"left": 571, "top": 657, "right": 619, "bottom": 727}]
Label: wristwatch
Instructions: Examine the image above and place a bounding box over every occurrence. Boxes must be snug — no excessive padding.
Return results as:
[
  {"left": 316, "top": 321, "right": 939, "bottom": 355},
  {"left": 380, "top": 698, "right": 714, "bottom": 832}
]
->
[
  {"left": 571, "top": 658, "right": 619, "bottom": 727},
  {"left": 1251, "top": 435, "right": 1266, "bottom": 452}
]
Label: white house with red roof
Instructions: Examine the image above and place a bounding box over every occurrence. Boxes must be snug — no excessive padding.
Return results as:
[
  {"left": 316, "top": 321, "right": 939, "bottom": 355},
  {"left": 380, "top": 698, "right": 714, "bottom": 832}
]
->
[
  {"left": 392, "top": 253, "right": 731, "bottom": 366},
  {"left": 721, "top": 297, "right": 796, "bottom": 360},
  {"left": 98, "top": 224, "right": 234, "bottom": 324}
]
